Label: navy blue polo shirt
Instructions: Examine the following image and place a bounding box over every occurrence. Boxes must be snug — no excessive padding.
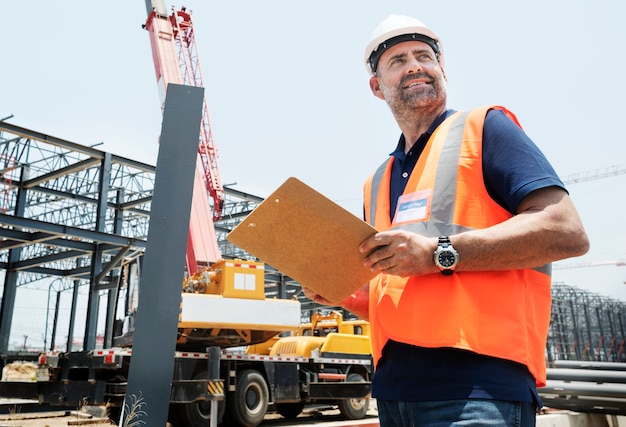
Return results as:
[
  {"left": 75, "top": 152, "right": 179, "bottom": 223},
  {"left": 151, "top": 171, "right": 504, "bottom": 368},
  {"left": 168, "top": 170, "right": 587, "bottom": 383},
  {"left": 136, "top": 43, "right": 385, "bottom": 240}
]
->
[{"left": 372, "top": 108, "right": 565, "bottom": 405}]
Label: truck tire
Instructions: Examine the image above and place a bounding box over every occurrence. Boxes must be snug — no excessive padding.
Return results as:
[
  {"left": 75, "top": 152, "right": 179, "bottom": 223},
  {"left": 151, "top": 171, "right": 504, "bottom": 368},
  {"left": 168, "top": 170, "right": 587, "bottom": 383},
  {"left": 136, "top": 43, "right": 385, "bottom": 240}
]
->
[
  {"left": 167, "top": 404, "right": 182, "bottom": 426},
  {"left": 275, "top": 402, "right": 305, "bottom": 419},
  {"left": 175, "top": 400, "right": 225, "bottom": 427},
  {"left": 337, "top": 373, "right": 370, "bottom": 420},
  {"left": 175, "top": 370, "right": 225, "bottom": 427},
  {"left": 227, "top": 369, "right": 269, "bottom": 427}
]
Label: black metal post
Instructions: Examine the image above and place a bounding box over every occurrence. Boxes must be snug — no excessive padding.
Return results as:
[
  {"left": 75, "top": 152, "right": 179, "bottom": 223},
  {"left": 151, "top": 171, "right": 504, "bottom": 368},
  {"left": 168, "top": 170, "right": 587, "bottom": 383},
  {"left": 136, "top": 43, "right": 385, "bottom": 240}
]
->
[{"left": 122, "top": 84, "right": 204, "bottom": 426}]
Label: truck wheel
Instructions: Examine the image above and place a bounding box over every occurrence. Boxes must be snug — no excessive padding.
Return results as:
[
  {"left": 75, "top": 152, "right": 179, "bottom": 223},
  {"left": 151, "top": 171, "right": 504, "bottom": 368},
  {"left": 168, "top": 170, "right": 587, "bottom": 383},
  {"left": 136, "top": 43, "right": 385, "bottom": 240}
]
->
[
  {"left": 227, "top": 369, "right": 269, "bottom": 427},
  {"left": 175, "top": 370, "right": 225, "bottom": 427},
  {"left": 337, "top": 373, "right": 370, "bottom": 420},
  {"left": 175, "top": 400, "right": 225, "bottom": 427},
  {"left": 276, "top": 402, "right": 305, "bottom": 419}
]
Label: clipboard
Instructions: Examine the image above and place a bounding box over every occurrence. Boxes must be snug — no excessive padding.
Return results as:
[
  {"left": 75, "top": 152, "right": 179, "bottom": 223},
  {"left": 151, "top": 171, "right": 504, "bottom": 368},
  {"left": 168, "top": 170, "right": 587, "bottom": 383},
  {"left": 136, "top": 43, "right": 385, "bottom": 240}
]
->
[{"left": 227, "top": 177, "right": 378, "bottom": 304}]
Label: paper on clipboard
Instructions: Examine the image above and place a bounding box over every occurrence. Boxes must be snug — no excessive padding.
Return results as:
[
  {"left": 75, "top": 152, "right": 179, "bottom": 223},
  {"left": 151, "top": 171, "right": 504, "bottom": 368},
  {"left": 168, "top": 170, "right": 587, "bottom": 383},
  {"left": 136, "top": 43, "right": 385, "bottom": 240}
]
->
[{"left": 226, "top": 177, "right": 378, "bottom": 304}]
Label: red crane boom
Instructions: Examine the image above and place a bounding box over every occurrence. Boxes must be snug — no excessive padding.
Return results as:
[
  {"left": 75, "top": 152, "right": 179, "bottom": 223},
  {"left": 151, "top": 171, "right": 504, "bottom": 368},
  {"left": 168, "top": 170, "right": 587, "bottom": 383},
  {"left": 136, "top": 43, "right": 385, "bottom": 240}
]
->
[
  {"left": 165, "top": 7, "right": 225, "bottom": 218},
  {"left": 144, "top": 2, "right": 222, "bottom": 272}
]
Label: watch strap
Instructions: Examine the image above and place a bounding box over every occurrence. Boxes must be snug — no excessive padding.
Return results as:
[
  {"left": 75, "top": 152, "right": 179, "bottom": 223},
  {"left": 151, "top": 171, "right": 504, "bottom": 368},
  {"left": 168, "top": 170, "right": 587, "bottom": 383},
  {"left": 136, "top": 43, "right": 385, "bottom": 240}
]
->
[
  {"left": 438, "top": 236, "right": 451, "bottom": 246},
  {"left": 435, "top": 235, "right": 458, "bottom": 275}
]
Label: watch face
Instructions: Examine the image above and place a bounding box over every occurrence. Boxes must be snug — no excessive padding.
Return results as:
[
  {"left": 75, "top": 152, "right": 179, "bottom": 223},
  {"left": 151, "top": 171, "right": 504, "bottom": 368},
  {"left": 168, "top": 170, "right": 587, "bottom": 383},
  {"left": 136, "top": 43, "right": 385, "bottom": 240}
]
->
[{"left": 438, "top": 251, "right": 457, "bottom": 268}]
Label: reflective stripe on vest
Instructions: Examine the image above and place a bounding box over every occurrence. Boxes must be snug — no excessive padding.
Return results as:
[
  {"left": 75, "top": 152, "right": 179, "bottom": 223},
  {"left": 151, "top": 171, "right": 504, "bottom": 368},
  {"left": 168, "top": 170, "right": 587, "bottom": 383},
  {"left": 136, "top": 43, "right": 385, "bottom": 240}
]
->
[
  {"left": 368, "top": 111, "right": 471, "bottom": 236},
  {"left": 363, "top": 106, "right": 552, "bottom": 387}
]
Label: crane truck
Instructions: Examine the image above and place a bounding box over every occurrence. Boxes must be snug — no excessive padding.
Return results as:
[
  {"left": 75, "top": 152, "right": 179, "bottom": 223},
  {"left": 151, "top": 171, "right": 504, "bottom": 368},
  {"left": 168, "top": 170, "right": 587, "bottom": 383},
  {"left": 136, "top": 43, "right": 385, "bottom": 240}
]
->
[{"left": 26, "top": 259, "right": 372, "bottom": 427}]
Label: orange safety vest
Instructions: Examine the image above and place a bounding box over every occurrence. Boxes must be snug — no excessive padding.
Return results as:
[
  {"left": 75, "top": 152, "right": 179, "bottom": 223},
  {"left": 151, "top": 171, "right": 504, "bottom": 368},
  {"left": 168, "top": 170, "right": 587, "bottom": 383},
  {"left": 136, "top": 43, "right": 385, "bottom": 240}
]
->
[{"left": 364, "top": 106, "right": 552, "bottom": 387}]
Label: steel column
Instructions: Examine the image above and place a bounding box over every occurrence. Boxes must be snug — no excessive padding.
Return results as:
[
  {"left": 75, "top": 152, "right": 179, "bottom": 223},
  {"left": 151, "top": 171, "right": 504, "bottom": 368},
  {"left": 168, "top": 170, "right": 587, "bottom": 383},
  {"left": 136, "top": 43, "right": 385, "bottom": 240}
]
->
[
  {"left": 0, "top": 166, "right": 28, "bottom": 353},
  {"left": 84, "top": 152, "right": 113, "bottom": 350},
  {"left": 122, "top": 84, "right": 204, "bottom": 426}
]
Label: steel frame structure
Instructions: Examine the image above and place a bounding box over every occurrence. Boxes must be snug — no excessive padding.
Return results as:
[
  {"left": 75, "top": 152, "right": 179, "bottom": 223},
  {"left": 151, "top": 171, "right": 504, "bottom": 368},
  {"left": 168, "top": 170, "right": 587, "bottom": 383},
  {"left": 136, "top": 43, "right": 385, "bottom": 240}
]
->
[
  {"left": 0, "top": 121, "right": 154, "bottom": 353},
  {"left": 548, "top": 282, "right": 626, "bottom": 364},
  {"left": 0, "top": 121, "right": 340, "bottom": 355}
]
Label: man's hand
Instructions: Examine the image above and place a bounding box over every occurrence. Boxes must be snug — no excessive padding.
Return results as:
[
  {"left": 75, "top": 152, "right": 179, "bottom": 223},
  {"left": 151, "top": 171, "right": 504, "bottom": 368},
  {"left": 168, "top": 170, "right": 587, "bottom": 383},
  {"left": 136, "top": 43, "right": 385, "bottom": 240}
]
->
[
  {"left": 301, "top": 287, "right": 334, "bottom": 306},
  {"left": 302, "top": 285, "right": 371, "bottom": 321},
  {"left": 360, "top": 230, "right": 438, "bottom": 277}
]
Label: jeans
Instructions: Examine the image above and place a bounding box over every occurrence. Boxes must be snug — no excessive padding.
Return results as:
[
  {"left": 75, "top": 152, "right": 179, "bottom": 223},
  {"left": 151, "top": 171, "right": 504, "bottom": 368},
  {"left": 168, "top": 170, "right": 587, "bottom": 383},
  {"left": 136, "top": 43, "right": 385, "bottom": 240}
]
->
[{"left": 377, "top": 399, "right": 537, "bottom": 427}]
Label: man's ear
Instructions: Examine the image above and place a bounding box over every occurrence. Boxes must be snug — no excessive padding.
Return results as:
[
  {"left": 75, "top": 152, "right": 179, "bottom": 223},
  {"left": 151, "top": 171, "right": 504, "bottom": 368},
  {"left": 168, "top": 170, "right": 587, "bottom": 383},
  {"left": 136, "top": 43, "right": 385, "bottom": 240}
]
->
[{"left": 369, "top": 76, "right": 385, "bottom": 100}]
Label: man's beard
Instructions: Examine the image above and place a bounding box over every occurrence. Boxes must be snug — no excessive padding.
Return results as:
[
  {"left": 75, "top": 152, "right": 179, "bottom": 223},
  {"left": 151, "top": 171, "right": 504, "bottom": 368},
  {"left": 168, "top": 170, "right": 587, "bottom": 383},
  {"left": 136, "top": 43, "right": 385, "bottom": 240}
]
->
[{"left": 381, "top": 73, "right": 446, "bottom": 117}]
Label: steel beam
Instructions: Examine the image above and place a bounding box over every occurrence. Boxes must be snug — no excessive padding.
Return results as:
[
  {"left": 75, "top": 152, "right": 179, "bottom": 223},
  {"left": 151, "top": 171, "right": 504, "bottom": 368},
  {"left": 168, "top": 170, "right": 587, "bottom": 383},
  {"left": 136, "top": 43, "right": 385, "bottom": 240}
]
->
[
  {"left": 122, "top": 84, "right": 204, "bottom": 426},
  {"left": 553, "top": 360, "right": 626, "bottom": 371}
]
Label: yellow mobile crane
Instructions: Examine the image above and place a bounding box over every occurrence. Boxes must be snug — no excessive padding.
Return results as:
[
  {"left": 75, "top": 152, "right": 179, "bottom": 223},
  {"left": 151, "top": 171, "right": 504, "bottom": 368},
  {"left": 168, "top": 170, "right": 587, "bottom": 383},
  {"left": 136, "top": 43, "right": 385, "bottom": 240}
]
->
[{"left": 34, "top": 259, "right": 372, "bottom": 426}]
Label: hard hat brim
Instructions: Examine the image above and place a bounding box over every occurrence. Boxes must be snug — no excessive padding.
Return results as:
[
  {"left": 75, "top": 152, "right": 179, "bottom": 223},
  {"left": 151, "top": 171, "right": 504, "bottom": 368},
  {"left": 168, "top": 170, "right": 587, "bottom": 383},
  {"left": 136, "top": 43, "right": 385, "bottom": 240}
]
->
[
  {"left": 363, "top": 18, "right": 443, "bottom": 76},
  {"left": 366, "top": 33, "right": 440, "bottom": 75}
]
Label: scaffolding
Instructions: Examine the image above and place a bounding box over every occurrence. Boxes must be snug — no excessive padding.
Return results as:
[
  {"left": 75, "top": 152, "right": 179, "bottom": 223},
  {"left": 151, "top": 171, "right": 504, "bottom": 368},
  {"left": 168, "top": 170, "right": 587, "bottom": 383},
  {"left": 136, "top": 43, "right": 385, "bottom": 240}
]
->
[
  {"left": 548, "top": 282, "right": 626, "bottom": 364},
  {"left": 0, "top": 122, "right": 325, "bottom": 354}
]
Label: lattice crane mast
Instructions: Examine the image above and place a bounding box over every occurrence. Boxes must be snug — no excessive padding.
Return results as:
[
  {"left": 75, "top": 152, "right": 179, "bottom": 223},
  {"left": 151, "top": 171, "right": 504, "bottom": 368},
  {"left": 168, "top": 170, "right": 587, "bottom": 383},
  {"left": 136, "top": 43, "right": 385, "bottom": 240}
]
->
[
  {"left": 561, "top": 164, "right": 626, "bottom": 185},
  {"left": 555, "top": 164, "right": 626, "bottom": 272},
  {"left": 554, "top": 260, "right": 626, "bottom": 270},
  {"left": 143, "top": 1, "right": 223, "bottom": 273}
]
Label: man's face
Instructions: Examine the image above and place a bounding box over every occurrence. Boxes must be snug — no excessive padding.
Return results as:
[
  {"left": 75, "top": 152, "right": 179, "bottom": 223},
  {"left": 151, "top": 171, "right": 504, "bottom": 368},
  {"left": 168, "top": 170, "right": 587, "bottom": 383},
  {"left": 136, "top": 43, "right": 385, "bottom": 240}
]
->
[{"left": 369, "top": 40, "right": 447, "bottom": 117}]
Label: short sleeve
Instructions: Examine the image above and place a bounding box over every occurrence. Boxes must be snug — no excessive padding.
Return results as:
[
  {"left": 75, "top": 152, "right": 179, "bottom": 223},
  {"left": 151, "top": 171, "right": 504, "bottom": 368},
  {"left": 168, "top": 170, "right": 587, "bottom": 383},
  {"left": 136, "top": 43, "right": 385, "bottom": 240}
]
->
[{"left": 482, "top": 109, "right": 566, "bottom": 214}]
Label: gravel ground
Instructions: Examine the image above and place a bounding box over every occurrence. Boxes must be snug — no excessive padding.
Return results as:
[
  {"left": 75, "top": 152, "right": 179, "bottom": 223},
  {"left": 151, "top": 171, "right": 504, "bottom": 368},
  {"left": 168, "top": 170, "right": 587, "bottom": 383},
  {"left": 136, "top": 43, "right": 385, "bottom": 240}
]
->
[
  {"left": 0, "top": 400, "right": 380, "bottom": 427},
  {"left": 0, "top": 410, "right": 114, "bottom": 427}
]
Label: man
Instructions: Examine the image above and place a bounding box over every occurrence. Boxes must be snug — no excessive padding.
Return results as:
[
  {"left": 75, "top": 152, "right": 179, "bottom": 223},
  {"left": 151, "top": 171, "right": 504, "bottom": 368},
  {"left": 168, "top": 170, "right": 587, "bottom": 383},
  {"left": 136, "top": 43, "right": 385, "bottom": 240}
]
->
[{"left": 304, "top": 14, "right": 589, "bottom": 426}]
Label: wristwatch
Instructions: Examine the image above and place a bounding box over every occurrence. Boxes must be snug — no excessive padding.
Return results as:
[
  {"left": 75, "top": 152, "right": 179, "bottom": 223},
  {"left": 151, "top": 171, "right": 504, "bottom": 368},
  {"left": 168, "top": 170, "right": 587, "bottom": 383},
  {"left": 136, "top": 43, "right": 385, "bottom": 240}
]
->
[{"left": 433, "top": 236, "right": 459, "bottom": 275}]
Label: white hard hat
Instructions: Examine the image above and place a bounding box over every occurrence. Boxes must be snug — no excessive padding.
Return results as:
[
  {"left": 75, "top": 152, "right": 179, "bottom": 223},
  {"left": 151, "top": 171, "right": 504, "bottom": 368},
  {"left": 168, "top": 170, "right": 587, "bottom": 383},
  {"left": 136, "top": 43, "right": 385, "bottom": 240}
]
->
[{"left": 364, "top": 14, "right": 443, "bottom": 76}]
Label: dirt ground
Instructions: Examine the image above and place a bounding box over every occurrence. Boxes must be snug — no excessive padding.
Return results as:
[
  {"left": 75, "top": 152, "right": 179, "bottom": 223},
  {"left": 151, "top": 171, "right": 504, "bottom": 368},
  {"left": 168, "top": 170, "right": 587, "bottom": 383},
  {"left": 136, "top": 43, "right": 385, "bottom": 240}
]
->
[
  {"left": 0, "top": 412, "right": 381, "bottom": 427},
  {"left": 0, "top": 401, "right": 380, "bottom": 427},
  {"left": 0, "top": 410, "right": 115, "bottom": 427}
]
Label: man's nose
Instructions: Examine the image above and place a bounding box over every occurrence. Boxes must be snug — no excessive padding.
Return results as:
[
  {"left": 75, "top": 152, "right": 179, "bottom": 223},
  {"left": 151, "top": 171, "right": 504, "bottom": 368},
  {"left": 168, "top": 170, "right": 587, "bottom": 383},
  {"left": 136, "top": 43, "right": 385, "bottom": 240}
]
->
[{"left": 406, "top": 56, "right": 423, "bottom": 73}]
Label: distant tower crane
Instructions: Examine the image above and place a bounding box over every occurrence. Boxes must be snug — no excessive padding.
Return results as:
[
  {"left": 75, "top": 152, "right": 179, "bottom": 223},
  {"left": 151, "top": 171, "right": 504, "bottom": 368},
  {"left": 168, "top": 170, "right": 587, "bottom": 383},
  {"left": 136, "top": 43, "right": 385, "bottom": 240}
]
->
[
  {"left": 143, "top": 1, "right": 223, "bottom": 273},
  {"left": 555, "top": 164, "right": 626, "bottom": 272},
  {"left": 561, "top": 164, "right": 626, "bottom": 185},
  {"left": 553, "top": 260, "right": 626, "bottom": 270}
]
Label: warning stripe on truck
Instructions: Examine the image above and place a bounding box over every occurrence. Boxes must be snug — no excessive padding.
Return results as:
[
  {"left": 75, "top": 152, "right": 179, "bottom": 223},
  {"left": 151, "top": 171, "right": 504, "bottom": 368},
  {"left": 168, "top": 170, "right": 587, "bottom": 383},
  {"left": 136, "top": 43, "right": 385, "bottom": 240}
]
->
[
  {"left": 207, "top": 380, "right": 224, "bottom": 395},
  {"left": 83, "top": 349, "right": 370, "bottom": 366},
  {"left": 172, "top": 351, "right": 371, "bottom": 365}
]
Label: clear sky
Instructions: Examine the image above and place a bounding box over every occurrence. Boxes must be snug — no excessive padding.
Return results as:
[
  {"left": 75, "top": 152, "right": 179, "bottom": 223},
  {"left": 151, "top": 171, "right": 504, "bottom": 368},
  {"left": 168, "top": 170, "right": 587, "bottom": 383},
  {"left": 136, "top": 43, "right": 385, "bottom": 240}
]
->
[{"left": 2, "top": 0, "right": 625, "bottom": 348}]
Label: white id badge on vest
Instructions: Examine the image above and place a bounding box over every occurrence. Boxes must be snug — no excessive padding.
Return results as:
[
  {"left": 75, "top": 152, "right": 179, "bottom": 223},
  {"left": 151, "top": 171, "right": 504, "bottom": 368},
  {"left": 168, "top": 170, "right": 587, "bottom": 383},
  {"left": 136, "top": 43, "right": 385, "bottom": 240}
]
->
[{"left": 392, "top": 189, "right": 432, "bottom": 225}]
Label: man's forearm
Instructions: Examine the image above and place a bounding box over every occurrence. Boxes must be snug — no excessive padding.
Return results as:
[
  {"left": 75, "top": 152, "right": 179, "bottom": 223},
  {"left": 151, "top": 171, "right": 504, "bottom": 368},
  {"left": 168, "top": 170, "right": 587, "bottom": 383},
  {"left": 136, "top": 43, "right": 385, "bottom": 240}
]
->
[{"left": 341, "top": 283, "right": 370, "bottom": 321}]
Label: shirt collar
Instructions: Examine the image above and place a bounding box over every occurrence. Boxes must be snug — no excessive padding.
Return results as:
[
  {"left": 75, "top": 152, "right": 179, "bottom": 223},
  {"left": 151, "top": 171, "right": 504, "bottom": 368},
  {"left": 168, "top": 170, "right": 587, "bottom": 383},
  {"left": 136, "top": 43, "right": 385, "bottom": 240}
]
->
[{"left": 390, "top": 109, "right": 457, "bottom": 158}]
